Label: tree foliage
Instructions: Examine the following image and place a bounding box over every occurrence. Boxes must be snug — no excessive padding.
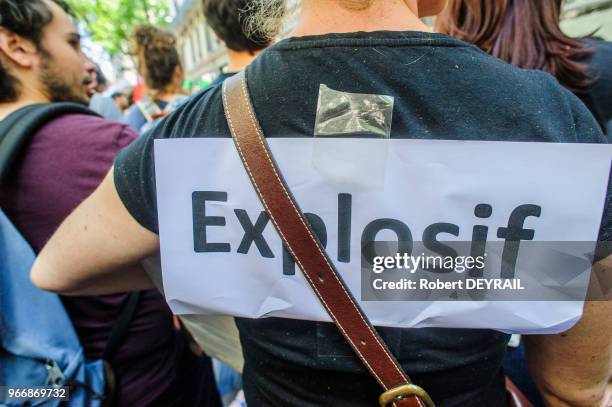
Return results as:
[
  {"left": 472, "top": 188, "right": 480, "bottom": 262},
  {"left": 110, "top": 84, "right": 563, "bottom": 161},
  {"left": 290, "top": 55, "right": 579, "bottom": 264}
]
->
[{"left": 67, "top": 0, "right": 172, "bottom": 56}]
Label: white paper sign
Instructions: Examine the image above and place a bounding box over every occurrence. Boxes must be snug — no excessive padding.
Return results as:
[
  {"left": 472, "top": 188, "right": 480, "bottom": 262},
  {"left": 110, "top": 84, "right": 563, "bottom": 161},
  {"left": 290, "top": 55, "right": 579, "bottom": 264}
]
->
[{"left": 154, "top": 138, "right": 611, "bottom": 334}]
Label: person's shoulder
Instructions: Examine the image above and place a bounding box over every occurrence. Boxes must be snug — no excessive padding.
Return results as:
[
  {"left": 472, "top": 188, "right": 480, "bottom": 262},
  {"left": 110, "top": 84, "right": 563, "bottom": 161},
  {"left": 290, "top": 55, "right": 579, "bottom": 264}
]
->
[
  {"left": 470, "top": 47, "right": 572, "bottom": 99},
  {"left": 518, "top": 69, "right": 603, "bottom": 141},
  {"left": 90, "top": 94, "right": 123, "bottom": 120},
  {"left": 586, "top": 38, "right": 612, "bottom": 84},
  {"left": 469, "top": 47, "right": 564, "bottom": 93},
  {"left": 459, "top": 49, "right": 603, "bottom": 141},
  {"left": 512, "top": 67, "right": 571, "bottom": 99},
  {"left": 39, "top": 113, "right": 137, "bottom": 150},
  {"left": 40, "top": 112, "right": 134, "bottom": 136},
  {"left": 586, "top": 37, "right": 612, "bottom": 59}
]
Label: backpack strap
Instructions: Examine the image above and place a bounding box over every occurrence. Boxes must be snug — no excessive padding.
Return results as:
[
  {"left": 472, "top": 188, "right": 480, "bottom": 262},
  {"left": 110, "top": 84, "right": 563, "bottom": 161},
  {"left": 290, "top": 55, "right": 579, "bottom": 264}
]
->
[
  {"left": 135, "top": 101, "right": 155, "bottom": 123},
  {"left": 222, "top": 71, "right": 434, "bottom": 407},
  {"left": 0, "top": 103, "right": 99, "bottom": 185},
  {"left": 102, "top": 291, "right": 140, "bottom": 361},
  {"left": 99, "top": 291, "right": 140, "bottom": 405}
]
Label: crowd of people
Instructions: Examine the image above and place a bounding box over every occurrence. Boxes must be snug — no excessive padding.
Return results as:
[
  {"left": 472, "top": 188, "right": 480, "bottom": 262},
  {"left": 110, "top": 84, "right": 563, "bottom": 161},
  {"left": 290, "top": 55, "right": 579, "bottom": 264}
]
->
[{"left": 1, "top": 0, "right": 611, "bottom": 406}]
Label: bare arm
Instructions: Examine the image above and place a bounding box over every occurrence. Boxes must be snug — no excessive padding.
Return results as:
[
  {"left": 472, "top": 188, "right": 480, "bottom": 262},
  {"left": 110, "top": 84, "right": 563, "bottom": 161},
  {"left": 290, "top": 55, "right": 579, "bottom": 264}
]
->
[
  {"left": 57, "top": 265, "right": 155, "bottom": 296},
  {"left": 31, "top": 168, "right": 160, "bottom": 294},
  {"left": 525, "top": 257, "right": 612, "bottom": 407}
]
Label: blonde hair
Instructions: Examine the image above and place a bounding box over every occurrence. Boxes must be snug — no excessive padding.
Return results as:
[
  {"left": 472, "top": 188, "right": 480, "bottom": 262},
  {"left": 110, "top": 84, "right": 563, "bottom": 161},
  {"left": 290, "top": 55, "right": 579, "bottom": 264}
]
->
[{"left": 241, "top": 0, "right": 288, "bottom": 43}]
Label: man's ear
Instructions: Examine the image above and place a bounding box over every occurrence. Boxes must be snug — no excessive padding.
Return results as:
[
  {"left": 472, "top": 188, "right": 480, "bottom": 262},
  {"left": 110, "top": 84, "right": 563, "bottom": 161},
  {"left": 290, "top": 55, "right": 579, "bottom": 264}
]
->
[{"left": 0, "top": 28, "right": 39, "bottom": 69}]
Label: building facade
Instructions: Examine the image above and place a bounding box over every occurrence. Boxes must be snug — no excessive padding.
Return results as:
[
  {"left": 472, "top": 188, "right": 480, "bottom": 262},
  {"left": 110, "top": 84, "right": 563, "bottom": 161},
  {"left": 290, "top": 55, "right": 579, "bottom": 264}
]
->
[{"left": 171, "top": 0, "right": 228, "bottom": 90}]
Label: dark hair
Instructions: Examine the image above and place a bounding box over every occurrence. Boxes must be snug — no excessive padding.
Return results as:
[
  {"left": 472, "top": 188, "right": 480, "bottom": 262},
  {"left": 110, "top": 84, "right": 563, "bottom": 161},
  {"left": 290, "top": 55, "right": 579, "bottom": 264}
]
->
[
  {"left": 0, "top": 0, "right": 71, "bottom": 102},
  {"left": 202, "top": 0, "right": 271, "bottom": 54},
  {"left": 436, "top": 0, "right": 594, "bottom": 92},
  {"left": 131, "top": 24, "right": 181, "bottom": 92}
]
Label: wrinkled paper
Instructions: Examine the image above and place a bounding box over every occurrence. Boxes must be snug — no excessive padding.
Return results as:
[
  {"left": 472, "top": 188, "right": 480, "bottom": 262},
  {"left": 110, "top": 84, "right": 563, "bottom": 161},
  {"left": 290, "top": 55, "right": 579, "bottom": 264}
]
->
[{"left": 154, "top": 138, "right": 611, "bottom": 334}]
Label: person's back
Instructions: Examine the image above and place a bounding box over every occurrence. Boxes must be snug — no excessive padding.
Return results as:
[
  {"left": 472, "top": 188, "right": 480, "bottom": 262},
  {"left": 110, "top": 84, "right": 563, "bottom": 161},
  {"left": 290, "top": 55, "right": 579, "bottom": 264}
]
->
[
  {"left": 113, "top": 30, "right": 606, "bottom": 406},
  {"left": 30, "top": 1, "right": 612, "bottom": 406}
]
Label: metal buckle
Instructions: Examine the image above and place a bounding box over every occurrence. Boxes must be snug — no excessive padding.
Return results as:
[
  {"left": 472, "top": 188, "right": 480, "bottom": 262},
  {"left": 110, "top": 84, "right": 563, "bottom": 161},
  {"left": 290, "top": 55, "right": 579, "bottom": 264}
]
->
[
  {"left": 379, "top": 384, "right": 435, "bottom": 407},
  {"left": 44, "top": 359, "right": 65, "bottom": 386}
]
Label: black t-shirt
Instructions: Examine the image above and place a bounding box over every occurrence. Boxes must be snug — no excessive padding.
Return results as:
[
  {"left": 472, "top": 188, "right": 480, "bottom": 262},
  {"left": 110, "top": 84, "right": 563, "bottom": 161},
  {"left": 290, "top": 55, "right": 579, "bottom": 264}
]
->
[
  {"left": 581, "top": 38, "right": 612, "bottom": 137},
  {"left": 210, "top": 71, "right": 235, "bottom": 88},
  {"left": 114, "top": 31, "right": 609, "bottom": 406}
]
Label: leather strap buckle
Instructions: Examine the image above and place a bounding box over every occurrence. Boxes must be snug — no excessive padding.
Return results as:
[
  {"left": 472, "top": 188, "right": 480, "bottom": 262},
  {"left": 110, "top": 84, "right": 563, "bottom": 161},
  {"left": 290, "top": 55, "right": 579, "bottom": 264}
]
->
[{"left": 379, "top": 384, "right": 435, "bottom": 407}]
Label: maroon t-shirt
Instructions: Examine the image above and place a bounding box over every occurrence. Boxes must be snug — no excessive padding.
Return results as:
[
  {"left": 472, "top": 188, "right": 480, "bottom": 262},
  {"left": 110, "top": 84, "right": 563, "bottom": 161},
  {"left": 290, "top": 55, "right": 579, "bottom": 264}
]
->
[{"left": 0, "top": 113, "right": 183, "bottom": 406}]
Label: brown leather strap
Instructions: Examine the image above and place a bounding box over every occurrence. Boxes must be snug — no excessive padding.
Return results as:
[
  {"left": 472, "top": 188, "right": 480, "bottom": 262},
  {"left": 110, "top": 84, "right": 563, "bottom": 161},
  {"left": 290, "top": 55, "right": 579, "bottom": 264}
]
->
[
  {"left": 506, "top": 378, "right": 534, "bottom": 407},
  {"left": 222, "top": 71, "right": 428, "bottom": 407}
]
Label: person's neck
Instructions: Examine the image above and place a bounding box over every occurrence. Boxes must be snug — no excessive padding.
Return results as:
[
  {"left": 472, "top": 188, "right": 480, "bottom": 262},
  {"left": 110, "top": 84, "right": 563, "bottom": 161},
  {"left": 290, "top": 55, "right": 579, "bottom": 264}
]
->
[
  {"left": 152, "top": 85, "right": 183, "bottom": 103},
  {"left": 289, "top": 0, "right": 432, "bottom": 38},
  {"left": 225, "top": 49, "right": 261, "bottom": 73},
  {"left": 0, "top": 89, "right": 49, "bottom": 121}
]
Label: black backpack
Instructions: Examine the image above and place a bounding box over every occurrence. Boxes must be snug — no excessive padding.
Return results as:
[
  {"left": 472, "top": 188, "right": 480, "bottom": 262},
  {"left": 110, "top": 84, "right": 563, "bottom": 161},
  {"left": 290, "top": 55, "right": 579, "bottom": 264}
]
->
[{"left": 0, "top": 103, "right": 100, "bottom": 182}]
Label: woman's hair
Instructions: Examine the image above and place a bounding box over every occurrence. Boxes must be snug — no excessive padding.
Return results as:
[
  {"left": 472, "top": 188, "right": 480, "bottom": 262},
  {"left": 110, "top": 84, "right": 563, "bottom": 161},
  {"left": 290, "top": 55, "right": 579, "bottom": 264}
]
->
[
  {"left": 131, "top": 24, "right": 182, "bottom": 92},
  {"left": 436, "top": 0, "right": 594, "bottom": 92}
]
